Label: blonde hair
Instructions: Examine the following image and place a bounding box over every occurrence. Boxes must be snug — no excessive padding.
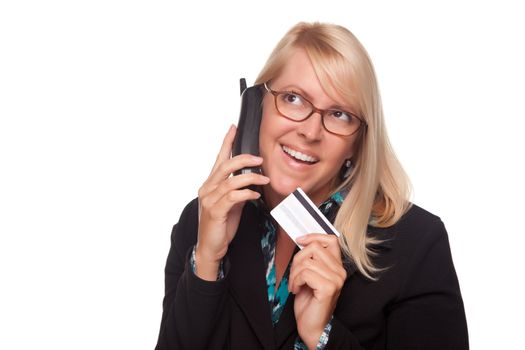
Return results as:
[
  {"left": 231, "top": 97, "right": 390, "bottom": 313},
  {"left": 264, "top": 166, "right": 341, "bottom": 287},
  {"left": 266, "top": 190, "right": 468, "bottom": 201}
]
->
[{"left": 255, "top": 22, "right": 412, "bottom": 279}]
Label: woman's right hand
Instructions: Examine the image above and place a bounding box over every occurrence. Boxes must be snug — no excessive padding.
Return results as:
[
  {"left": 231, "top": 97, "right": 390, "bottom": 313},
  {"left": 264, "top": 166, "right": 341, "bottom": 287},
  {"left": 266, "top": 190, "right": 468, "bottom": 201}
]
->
[{"left": 195, "top": 125, "right": 270, "bottom": 280}]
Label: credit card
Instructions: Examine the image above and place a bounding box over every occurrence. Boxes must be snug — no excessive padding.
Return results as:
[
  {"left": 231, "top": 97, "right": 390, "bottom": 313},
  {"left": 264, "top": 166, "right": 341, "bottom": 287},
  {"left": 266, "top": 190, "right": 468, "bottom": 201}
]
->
[{"left": 270, "top": 188, "right": 340, "bottom": 249}]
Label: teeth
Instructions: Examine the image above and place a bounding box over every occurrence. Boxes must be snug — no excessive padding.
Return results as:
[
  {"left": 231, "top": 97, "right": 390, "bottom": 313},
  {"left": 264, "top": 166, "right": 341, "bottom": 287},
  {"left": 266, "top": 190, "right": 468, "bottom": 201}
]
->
[{"left": 282, "top": 145, "right": 318, "bottom": 163}]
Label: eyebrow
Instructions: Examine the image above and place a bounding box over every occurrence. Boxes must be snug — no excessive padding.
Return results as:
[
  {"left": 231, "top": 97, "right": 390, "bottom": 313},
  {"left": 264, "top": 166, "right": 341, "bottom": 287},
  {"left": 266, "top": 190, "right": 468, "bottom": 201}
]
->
[
  {"left": 278, "top": 84, "right": 314, "bottom": 100},
  {"left": 278, "top": 84, "right": 356, "bottom": 113}
]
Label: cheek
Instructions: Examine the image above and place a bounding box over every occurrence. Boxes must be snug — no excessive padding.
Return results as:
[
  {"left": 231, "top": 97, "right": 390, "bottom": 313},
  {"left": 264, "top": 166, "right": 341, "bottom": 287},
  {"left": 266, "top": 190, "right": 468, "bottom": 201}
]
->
[
  {"left": 342, "top": 135, "right": 359, "bottom": 159},
  {"left": 259, "top": 97, "right": 273, "bottom": 141},
  {"left": 346, "top": 140, "right": 357, "bottom": 158},
  {"left": 259, "top": 105, "right": 293, "bottom": 153},
  {"left": 258, "top": 111, "right": 273, "bottom": 157},
  {"left": 325, "top": 137, "right": 357, "bottom": 171}
]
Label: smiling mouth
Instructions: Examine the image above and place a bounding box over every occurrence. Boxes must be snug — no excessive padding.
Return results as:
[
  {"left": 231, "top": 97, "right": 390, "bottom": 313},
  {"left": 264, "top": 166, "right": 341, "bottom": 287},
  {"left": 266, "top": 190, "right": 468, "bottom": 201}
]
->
[{"left": 281, "top": 145, "right": 319, "bottom": 164}]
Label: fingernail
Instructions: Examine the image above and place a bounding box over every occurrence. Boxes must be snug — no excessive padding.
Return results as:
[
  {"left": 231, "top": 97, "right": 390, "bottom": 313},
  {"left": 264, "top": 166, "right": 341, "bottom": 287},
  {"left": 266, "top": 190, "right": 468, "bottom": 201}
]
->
[
  {"left": 296, "top": 235, "right": 306, "bottom": 243},
  {"left": 252, "top": 156, "right": 263, "bottom": 163}
]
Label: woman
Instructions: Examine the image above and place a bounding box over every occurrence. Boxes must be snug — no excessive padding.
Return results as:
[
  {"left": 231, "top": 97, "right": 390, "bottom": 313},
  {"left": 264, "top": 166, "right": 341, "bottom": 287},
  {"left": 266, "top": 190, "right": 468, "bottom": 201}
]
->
[{"left": 155, "top": 22, "right": 468, "bottom": 349}]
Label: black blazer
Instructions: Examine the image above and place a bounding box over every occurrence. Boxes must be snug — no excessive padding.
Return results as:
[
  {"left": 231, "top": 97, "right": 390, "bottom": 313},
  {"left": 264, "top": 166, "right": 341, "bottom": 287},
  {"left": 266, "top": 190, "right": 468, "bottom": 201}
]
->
[{"left": 155, "top": 199, "right": 468, "bottom": 349}]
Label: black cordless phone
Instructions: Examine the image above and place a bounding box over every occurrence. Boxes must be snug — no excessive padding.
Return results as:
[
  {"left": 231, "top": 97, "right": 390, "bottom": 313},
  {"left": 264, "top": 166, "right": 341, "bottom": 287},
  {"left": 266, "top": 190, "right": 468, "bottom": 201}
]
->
[{"left": 232, "top": 78, "right": 264, "bottom": 176}]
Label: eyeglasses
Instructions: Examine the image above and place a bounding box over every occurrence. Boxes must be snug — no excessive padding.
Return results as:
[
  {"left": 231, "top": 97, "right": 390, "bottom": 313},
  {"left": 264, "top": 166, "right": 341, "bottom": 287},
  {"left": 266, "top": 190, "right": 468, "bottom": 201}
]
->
[{"left": 264, "top": 82, "right": 366, "bottom": 136}]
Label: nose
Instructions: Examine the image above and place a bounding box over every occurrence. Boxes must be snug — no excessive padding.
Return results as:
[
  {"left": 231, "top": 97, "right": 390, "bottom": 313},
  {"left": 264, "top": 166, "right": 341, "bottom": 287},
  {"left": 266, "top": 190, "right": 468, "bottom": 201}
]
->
[{"left": 296, "top": 112, "right": 324, "bottom": 141}]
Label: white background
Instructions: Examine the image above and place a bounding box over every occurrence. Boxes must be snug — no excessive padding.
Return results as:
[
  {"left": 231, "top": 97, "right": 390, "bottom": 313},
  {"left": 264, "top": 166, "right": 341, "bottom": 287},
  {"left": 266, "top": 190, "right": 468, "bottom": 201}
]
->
[{"left": 1, "top": 1, "right": 523, "bottom": 349}]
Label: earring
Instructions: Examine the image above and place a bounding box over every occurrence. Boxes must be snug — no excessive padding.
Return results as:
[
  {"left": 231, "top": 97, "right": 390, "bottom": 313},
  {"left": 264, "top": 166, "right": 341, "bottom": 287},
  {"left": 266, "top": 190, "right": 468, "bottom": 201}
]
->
[{"left": 341, "top": 159, "right": 353, "bottom": 180}]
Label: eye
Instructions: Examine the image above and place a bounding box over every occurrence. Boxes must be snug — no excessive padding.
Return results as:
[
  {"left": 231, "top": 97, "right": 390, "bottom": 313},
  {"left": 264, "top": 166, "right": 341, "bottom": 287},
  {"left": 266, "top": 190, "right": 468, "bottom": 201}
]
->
[
  {"left": 328, "top": 110, "right": 353, "bottom": 122},
  {"left": 281, "top": 92, "right": 304, "bottom": 106}
]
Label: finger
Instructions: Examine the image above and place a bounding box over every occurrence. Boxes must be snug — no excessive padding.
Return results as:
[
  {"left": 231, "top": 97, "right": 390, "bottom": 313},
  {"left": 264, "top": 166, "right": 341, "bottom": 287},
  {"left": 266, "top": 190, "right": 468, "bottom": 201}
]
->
[
  {"left": 294, "top": 240, "right": 342, "bottom": 270},
  {"left": 210, "top": 154, "right": 264, "bottom": 183},
  {"left": 289, "top": 267, "right": 340, "bottom": 298},
  {"left": 291, "top": 242, "right": 345, "bottom": 280},
  {"left": 288, "top": 259, "right": 324, "bottom": 293},
  {"left": 207, "top": 188, "right": 262, "bottom": 220},
  {"left": 289, "top": 255, "right": 343, "bottom": 294},
  {"left": 290, "top": 256, "right": 346, "bottom": 298},
  {"left": 296, "top": 234, "right": 342, "bottom": 259},
  {"left": 200, "top": 154, "right": 264, "bottom": 198},
  {"left": 211, "top": 124, "right": 237, "bottom": 174},
  {"left": 205, "top": 173, "right": 270, "bottom": 204}
]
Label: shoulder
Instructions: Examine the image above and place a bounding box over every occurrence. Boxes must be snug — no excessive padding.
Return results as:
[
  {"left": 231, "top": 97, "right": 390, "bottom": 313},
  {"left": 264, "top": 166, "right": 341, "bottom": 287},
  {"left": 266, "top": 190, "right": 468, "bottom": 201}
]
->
[
  {"left": 374, "top": 203, "right": 448, "bottom": 250},
  {"left": 385, "top": 205, "right": 463, "bottom": 305},
  {"left": 177, "top": 198, "right": 200, "bottom": 226},
  {"left": 371, "top": 204, "right": 459, "bottom": 288},
  {"left": 368, "top": 203, "right": 455, "bottom": 278},
  {"left": 170, "top": 198, "right": 200, "bottom": 250},
  {"left": 396, "top": 203, "right": 444, "bottom": 234}
]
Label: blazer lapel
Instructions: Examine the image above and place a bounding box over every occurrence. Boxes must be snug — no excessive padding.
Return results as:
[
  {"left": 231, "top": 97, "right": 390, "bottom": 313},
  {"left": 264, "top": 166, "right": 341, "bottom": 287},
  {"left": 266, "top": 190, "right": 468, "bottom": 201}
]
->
[
  {"left": 227, "top": 203, "right": 274, "bottom": 350},
  {"left": 274, "top": 293, "right": 296, "bottom": 348}
]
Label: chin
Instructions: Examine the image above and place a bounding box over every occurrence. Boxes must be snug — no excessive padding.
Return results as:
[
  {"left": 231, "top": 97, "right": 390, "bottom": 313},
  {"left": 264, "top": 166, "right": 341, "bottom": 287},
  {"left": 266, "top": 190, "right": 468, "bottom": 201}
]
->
[
  {"left": 261, "top": 174, "right": 300, "bottom": 208},
  {"left": 275, "top": 174, "right": 337, "bottom": 205},
  {"left": 273, "top": 175, "right": 324, "bottom": 197},
  {"left": 271, "top": 175, "right": 301, "bottom": 196}
]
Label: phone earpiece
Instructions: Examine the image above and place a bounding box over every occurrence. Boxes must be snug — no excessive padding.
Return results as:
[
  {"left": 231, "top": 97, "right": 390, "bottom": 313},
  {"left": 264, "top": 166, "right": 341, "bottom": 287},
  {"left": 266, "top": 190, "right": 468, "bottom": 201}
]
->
[
  {"left": 232, "top": 78, "right": 264, "bottom": 177},
  {"left": 240, "top": 78, "right": 247, "bottom": 95}
]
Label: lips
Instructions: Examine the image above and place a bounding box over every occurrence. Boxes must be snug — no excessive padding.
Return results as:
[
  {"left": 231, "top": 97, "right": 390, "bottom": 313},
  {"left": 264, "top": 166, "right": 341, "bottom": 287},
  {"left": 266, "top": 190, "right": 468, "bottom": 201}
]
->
[{"left": 281, "top": 145, "right": 319, "bottom": 163}]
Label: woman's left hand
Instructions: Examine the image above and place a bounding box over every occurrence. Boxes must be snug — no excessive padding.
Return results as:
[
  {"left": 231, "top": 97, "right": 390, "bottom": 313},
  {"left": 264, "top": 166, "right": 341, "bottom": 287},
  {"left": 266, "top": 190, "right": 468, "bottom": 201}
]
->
[{"left": 288, "top": 234, "right": 347, "bottom": 349}]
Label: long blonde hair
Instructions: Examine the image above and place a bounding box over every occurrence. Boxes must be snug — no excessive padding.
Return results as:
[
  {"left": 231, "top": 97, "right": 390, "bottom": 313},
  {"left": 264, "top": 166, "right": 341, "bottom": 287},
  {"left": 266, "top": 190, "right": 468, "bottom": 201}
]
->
[{"left": 255, "top": 22, "right": 412, "bottom": 279}]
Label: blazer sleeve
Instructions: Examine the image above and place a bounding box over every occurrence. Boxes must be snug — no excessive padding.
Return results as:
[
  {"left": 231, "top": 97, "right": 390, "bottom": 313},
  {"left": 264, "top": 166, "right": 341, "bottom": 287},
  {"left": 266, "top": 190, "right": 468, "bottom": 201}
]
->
[
  {"left": 155, "top": 199, "right": 231, "bottom": 350},
  {"left": 323, "top": 317, "right": 366, "bottom": 349},
  {"left": 325, "top": 218, "right": 468, "bottom": 350}
]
